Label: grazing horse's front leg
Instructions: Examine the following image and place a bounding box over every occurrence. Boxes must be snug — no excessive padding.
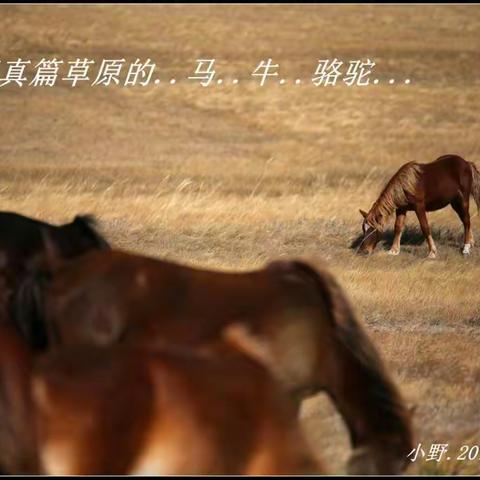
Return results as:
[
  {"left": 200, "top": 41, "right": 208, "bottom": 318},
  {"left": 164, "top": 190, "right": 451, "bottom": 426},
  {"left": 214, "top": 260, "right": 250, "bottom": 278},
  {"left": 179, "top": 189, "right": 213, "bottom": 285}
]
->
[
  {"left": 388, "top": 209, "right": 407, "bottom": 255},
  {"left": 415, "top": 205, "right": 437, "bottom": 258}
]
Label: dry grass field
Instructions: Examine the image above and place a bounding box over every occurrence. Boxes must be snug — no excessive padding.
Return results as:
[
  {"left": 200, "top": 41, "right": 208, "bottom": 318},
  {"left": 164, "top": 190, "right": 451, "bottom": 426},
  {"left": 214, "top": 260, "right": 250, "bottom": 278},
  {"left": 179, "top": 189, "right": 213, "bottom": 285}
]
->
[{"left": 1, "top": 4, "right": 480, "bottom": 474}]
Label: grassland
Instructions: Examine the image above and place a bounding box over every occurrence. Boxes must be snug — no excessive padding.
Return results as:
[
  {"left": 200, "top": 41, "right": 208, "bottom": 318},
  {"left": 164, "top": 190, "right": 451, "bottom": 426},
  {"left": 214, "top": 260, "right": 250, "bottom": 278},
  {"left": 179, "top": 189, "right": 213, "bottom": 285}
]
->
[{"left": 1, "top": 4, "right": 480, "bottom": 474}]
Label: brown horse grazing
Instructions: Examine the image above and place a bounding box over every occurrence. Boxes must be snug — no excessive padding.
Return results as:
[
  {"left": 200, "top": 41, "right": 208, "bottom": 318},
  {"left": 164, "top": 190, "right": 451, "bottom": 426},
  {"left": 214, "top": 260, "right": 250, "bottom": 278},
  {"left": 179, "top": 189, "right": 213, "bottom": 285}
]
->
[
  {"left": 358, "top": 154, "right": 480, "bottom": 258},
  {"left": 14, "top": 249, "right": 414, "bottom": 474},
  {"left": 0, "top": 339, "right": 323, "bottom": 475}
]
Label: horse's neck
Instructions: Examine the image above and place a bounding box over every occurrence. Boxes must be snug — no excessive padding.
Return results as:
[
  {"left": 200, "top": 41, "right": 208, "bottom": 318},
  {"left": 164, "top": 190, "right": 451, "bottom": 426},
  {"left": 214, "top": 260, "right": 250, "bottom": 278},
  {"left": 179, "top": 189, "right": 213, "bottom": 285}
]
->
[{"left": 368, "top": 199, "right": 390, "bottom": 228}]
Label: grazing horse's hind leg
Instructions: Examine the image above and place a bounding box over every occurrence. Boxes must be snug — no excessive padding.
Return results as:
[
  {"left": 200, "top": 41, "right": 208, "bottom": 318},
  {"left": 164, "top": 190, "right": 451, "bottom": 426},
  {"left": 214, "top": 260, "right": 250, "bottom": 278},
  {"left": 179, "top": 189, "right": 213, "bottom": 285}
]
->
[
  {"left": 451, "top": 196, "right": 474, "bottom": 255},
  {"left": 388, "top": 209, "right": 407, "bottom": 255},
  {"left": 414, "top": 204, "right": 437, "bottom": 258}
]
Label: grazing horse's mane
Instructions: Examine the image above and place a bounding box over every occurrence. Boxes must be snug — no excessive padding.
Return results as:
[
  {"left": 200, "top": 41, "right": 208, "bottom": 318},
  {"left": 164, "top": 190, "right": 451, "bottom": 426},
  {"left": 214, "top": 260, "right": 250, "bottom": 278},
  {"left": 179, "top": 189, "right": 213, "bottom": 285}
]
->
[
  {"left": 368, "top": 162, "right": 422, "bottom": 231},
  {"left": 279, "top": 258, "right": 413, "bottom": 446}
]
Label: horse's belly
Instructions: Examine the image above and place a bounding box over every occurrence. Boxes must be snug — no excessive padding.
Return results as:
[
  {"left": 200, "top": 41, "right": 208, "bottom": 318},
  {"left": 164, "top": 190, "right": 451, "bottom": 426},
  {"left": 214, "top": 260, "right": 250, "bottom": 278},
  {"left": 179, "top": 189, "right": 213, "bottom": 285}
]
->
[
  {"left": 404, "top": 200, "right": 450, "bottom": 213},
  {"left": 425, "top": 199, "right": 452, "bottom": 212},
  {"left": 423, "top": 179, "right": 462, "bottom": 212}
]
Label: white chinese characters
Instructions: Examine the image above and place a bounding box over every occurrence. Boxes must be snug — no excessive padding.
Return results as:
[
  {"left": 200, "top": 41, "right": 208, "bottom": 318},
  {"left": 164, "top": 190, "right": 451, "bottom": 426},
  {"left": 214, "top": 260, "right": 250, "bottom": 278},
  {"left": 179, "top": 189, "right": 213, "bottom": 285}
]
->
[{"left": 0, "top": 57, "right": 410, "bottom": 88}]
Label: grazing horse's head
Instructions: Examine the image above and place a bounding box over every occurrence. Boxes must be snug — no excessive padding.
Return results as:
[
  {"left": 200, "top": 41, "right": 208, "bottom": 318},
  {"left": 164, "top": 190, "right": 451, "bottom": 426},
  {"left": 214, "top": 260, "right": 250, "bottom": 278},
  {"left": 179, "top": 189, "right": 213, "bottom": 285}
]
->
[{"left": 358, "top": 209, "right": 382, "bottom": 255}]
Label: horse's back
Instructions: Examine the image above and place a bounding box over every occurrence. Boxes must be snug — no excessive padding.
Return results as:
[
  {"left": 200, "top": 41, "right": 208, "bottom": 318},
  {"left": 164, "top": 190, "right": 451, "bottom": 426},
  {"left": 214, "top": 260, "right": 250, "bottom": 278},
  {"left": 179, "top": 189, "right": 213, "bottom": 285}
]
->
[
  {"left": 0, "top": 211, "right": 46, "bottom": 228},
  {"left": 426, "top": 154, "right": 469, "bottom": 174},
  {"left": 420, "top": 154, "right": 472, "bottom": 208},
  {"left": 38, "top": 249, "right": 284, "bottom": 347},
  {"left": 0, "top": 212, "right": 46, "bottom": 251}
]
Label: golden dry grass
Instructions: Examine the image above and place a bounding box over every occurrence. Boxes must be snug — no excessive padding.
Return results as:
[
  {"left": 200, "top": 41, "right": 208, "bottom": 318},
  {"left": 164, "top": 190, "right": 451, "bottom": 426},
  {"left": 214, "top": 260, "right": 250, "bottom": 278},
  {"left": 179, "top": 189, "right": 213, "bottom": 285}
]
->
[{"left": 1, "top": 4, "right": 480, "bottom": 474}]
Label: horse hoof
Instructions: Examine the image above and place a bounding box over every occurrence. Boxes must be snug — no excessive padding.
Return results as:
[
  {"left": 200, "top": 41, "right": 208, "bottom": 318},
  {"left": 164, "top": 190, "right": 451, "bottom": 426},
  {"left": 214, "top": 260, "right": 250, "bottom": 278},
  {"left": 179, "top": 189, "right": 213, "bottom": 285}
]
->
[
  {"left": 462, "top": 244, "right": 471, "bottom": 255},
  {"left": 388, "top": 249, "right": 400, "bottom": 256},
  {"left": 427, "top": 251, "right": 437, "bottom": 259}
]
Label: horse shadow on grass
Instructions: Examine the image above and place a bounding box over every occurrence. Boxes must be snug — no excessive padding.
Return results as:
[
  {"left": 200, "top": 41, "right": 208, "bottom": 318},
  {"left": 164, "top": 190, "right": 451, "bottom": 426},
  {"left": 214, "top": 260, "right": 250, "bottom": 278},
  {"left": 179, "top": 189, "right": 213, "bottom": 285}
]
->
[{"left": 350, "top": 225, "right": 463, "bottom": 252}]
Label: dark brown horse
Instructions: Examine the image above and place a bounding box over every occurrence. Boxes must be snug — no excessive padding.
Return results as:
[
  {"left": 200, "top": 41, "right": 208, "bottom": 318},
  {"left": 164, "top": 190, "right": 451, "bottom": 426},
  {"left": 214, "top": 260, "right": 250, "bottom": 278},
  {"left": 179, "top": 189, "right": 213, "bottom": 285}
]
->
[
  {"left": 14, "top": 249, "right": 414, "bottom": 474},
  {"left": 0, "top": 212, "right": 110, "bottom": 349},
  {"left": 0, "top": 332, "right": 322, "bottom": 475},
  {"left": 0, "top": 212, "right": 110, "bottom": 289},
  {"left": 358, "top": 154, "right": 480, "bottom": 258}
]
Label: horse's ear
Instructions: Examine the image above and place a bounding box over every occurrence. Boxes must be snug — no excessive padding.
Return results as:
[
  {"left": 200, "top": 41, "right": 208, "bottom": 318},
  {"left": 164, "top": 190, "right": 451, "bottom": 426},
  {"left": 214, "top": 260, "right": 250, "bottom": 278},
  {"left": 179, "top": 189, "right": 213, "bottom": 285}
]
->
[
  {"left": 73, "top": 214, "right": 111, "bottom": 251},
  {"left": 74, "top": 214, "right": 96, "bottom": 227},
  {"left": 359, "top": 209, "right": 368, "bottom": 218}
]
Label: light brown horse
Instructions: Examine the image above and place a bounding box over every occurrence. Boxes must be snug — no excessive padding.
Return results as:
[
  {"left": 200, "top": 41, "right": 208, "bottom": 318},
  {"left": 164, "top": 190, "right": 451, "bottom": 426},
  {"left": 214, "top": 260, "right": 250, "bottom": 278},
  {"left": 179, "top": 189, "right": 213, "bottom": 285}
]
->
[
  {"left": 358, "top": 154, "right": 480, "bottom": 258},
  {"left": 0, "top": 336, "right": 322, "bottom": 475},
  {"left": 14, "top": 248, "right": 415, "bottom": 474}
]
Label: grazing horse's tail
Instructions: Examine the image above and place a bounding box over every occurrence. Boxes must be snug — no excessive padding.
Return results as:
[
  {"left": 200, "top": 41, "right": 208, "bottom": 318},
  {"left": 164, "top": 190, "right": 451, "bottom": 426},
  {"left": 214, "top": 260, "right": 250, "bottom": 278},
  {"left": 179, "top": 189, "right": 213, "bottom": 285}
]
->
[{"left": 470, "top": 162, "right": 480, "bottom": 213}]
